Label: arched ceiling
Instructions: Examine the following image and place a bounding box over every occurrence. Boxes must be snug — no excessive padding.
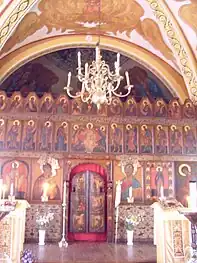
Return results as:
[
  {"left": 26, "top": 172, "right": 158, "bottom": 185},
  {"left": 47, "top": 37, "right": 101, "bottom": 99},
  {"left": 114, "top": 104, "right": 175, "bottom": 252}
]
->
[{"left": 0, "top": 0, "right": 196, "bottom": 101}]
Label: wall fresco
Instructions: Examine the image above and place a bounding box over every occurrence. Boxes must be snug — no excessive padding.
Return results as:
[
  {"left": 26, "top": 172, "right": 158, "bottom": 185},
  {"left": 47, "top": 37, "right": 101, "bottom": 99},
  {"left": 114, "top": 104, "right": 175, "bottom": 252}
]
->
[
  {"left": 144, "top": 162, "right": 173, "bottom": 200},
  {"left": 175, "top": 162, "right": 197, "bottom": 207},
  {"left": 114, "top": 161, "right": 143, "bottom": 202},
  {"left": 31, "top": 159, "right": 62, "bottom": 202},
  {"left": 1, "top": 159, "right": 29, "bottom": 199}
]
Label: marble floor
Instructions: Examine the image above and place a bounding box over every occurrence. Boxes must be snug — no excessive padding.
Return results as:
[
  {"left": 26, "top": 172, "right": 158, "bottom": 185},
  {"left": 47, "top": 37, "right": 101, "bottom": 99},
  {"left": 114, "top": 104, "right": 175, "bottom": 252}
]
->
[{"left": 25, "top": 242, "right": 156, "bottom": 263}]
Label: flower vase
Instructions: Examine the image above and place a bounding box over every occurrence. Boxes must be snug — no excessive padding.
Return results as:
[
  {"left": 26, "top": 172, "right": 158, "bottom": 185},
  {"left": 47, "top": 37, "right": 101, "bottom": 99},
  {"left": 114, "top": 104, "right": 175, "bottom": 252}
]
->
[
  {"left": 39, "top": 229, "right": 46, "bottom": 245},
  {"left": 127, "top": 230, "right": 134, "bottom": 245}
]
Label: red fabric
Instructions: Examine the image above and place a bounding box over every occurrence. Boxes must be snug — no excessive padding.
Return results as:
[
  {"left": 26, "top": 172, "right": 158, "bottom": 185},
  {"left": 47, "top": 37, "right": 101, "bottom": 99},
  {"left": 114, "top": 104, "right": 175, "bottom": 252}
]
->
[
  {"left": 68, "top": 163, "right": 107, "bottom": 242},
  {"left": 70, "top": 163, "right": 106, "bottom": 179}
]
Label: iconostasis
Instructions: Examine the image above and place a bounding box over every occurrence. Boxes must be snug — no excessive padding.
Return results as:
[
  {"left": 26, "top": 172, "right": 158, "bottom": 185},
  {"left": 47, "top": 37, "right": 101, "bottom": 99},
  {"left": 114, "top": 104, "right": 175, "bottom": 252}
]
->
[{"left": 0, "top": 91, "right": 195, "bottom": 205}]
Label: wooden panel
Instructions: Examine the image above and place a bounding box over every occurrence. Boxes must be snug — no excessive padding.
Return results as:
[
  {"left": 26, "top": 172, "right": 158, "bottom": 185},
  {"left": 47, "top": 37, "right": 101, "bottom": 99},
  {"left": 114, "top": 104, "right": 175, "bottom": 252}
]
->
[
  {"left": 89, "top": 172, "right": 105, "bottom": 233},
  {"left": 70, "top": 172, "right": 86, "bottom": 233}
]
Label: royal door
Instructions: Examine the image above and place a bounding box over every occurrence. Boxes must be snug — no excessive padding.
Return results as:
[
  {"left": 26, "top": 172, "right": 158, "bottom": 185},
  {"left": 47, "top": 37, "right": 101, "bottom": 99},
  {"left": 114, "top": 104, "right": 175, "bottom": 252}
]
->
[{"left": 68, "top": 165, "right": 107, "bottom": 241}]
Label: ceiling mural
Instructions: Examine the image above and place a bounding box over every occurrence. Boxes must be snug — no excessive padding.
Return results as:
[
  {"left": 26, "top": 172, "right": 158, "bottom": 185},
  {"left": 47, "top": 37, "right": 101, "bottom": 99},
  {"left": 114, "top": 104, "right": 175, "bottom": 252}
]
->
[
  {"left": 166, "top": 0, "right": 197, "bottom": 57},
  {"left": 0, "top": 0, "right": 8, "bottom": 10},
  {"left": 0, "top": 48, "right": 174, "bottom": 102},
  {"left": 0, "top": 0, "right": 179, "bottom": 72}
]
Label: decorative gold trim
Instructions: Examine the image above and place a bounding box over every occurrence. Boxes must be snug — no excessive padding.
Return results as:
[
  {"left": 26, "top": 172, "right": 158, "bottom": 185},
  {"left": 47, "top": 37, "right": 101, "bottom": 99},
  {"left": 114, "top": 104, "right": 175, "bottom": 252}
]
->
[
  {"left": 0, "top": 0, "right": 39, "bottom": 49},
  {"left": 147, "top": 0, "right": 197, "bottom": 103},
  {"left": 0, "top": 34, "right": 188, "bottom": 103}
]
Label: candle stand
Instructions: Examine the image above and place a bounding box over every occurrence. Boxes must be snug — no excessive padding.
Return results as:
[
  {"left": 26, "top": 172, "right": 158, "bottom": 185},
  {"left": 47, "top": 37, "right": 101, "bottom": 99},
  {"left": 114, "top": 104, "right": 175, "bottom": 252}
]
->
[
  {"left": 59, "top": 203, "right": 68, "bottom": 248},
  {"left": 179, "top": 209, "right": 197, "bottom": 262}
]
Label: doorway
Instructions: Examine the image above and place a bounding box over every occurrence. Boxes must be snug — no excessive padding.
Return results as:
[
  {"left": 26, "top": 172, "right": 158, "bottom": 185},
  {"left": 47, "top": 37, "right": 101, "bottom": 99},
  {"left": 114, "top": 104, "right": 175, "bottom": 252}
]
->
[{"left": 68, "top": 163, "right": 107, "bottom": 241}]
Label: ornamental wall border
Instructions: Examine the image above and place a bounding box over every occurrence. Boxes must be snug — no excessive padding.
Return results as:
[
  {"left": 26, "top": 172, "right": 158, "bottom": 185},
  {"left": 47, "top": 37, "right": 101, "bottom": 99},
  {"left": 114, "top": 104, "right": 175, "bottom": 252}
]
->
[
  {"left": 146, "top": 0, "right": 197, "bottom": 103},
  {"left": 0, "top": 113, "right": 197, "bottom": 127},
  {"left": 0, "top": 151, "right": 197, "bottom": 162}
]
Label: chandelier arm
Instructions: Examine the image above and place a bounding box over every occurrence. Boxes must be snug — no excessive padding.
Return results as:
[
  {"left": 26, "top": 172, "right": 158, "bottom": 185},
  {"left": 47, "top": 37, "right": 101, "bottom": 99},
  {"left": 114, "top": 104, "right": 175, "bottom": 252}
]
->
[
  {"left": 112, "top": 85, "right": 132, "bottom": 97},
  {"left": 65, "top": 87, "right": 81, "bottom": 99},
  {"left": 109, "top": 79, "right": 122, "bottom": 92},
  {"left": 77, "top": 74, "right": 85, "bottom": 82}
]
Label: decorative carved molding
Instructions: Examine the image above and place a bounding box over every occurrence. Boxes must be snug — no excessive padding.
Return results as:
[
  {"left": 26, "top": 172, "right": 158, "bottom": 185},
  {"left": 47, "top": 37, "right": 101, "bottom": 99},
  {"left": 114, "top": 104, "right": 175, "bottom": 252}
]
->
[{"left": 147, "top": 0, "right": 197, "bottom": 103}]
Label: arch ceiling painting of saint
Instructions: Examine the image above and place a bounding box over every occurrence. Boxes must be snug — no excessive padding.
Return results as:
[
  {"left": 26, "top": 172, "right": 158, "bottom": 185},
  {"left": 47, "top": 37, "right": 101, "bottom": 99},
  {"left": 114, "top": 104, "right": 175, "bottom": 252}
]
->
[{"left": 0, "top": 48, "right": 174, "bottom": 102}]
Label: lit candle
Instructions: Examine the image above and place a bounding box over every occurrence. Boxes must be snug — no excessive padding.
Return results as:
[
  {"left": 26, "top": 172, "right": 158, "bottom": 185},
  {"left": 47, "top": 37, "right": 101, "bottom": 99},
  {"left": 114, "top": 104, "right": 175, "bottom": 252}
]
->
[
  {"left": 114, "top": 62, "right": 119, "bottom": 75},
  {"left": 125, "top": 71, "right": 130, "bottom": 86},
  {"left": 129, "top": 186, "right": 133, "bottom": 199},
  {"left": 187, "top": 196, "right": 191, "bottom": 208},
  {"left": 85, "top": 63, "right": 88, "bottom": 78},
  {"left": 115, "top": 180, "right": 122, "bottom": 208},
  {"left": 67, "top": 72, "right": 71, "bottom": 87},
  {"left": 43, "top": 183, "right": 49, "bottom": 198},
  {"left": 2, "top": 185, "right": 6, "bottom": 200},
  {"left": 96, "top": 46, "right": 99, "bottom": 62},
  {"left": 160, "top": 186, "right": 164, "bottom": 198},
  {"left": 189, "top": 181, "right": 197, "bottom": 210},
  {"left": 63, "top": 181, "right": 66, "bottom": 205},
  {"left": 117, "top": 53, "right": 120, "bottom": 67},
  {"left": 10, "top": 183, "right": 14, "bottom": 196},
  {"left": 77, "top": 51, "right": 81, "bottom": 66},
  {"left": 0, "top": 179, "right": 3, "bottom": 201}
]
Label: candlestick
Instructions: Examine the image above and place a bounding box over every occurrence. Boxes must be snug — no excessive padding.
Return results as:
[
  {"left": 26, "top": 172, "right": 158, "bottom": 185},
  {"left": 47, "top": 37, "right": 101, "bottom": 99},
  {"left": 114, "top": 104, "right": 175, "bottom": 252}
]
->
[
  {"left": 63, "top": 181, "right": 66, "bottom": 205},
  {"left": 10, "top": 183, "right": 14, "bottom": 196},
  {"left": 115, "top": 180, "right": 122, "bottom": 208},
  {"left": 59, "top": 183, "right": 68, "bottom": 248},
  {"left": 129, "top": 186, "right": 133, "bottom": 199},
  {"left": 189, "top": 181, "right": 197, "bottom": 210}
]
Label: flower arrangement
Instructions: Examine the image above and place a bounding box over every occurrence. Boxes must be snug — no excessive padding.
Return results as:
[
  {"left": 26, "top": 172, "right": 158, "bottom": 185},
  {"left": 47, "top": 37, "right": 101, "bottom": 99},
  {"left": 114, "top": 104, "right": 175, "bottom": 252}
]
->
[
  {"left": 125, "top": 214, "right": 143, "bottom": 231},
  {"left": 21, "top": 249, "right": 36, "bottom": 263},
  {"left": 36, "top": 212, "right": 54, "bottom": 230}
]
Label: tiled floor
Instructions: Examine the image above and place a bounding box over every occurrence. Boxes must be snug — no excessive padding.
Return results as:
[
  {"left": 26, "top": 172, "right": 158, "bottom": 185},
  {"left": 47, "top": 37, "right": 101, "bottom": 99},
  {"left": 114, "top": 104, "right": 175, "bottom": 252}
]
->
[{"left": 25, "top": 242, "right": 156, "bottom": 263}]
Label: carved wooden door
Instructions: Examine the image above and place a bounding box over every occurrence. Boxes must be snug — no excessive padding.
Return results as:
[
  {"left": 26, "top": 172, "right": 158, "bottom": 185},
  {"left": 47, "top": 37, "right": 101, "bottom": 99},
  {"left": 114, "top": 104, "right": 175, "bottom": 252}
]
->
[{"left": 69, "top": 170, "right": 106, "bottom": 241}]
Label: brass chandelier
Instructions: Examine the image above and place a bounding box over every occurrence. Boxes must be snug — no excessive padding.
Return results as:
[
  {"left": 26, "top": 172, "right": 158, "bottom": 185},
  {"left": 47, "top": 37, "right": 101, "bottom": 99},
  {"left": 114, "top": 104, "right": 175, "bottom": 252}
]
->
[{"left": 64, "top": 1, "right": 133, "bottom": 109}]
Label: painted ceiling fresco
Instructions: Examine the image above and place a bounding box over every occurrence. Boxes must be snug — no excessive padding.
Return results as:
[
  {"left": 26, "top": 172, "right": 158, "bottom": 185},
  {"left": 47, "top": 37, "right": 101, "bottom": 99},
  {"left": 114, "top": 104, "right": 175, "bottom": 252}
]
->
[
  {"left": 0, "top": 0, "right": 9, "bottom": 12},
  {"left": 0, "top": 0, "right": 180, "bottom": 73},
  {"left": 0, "top": 48, "right": 174, "bottom": 102},
  {"left": 166, "top": 0, "right": 197, "bottom": 57}
]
